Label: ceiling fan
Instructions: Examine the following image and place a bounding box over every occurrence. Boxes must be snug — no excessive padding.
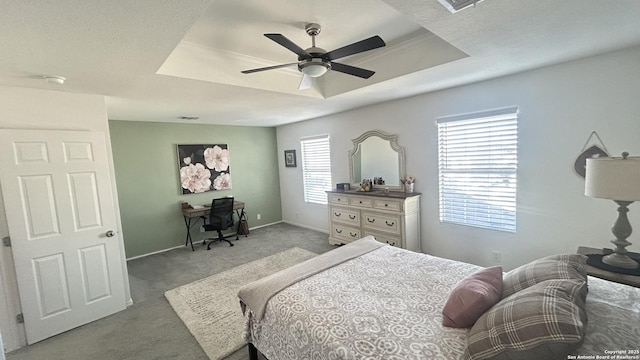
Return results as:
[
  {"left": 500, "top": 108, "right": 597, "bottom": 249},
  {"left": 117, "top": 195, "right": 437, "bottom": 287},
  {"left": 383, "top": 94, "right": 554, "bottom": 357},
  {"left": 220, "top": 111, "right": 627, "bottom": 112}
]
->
[{"left": 241, "top": 23, "right": 386, "bottom": 90}]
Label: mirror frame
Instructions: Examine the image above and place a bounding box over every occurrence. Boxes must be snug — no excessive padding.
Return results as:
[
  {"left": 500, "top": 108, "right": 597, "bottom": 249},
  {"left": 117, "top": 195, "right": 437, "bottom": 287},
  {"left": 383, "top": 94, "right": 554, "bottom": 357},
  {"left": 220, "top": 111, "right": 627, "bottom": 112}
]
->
[{"left": 348, "top": 130, "right": 405, "bottom": 190}]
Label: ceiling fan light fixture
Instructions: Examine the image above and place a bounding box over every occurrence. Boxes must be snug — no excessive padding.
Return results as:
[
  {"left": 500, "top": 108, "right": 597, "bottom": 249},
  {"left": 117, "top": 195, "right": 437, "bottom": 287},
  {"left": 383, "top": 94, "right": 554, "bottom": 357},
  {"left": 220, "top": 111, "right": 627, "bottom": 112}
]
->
[{"left": 299, "top": 58, "right": 331, "bottom": 77}]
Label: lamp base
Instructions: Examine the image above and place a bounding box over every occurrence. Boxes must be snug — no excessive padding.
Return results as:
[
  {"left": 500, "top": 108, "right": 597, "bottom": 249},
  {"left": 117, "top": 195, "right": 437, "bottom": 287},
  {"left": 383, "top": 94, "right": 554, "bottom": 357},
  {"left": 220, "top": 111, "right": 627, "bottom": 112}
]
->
[
  {"left": 602, "top": 252, "right": 639, "bottom": 269},
  {"left": 604, "top": 200, "right": 638, "bottom": 269}
]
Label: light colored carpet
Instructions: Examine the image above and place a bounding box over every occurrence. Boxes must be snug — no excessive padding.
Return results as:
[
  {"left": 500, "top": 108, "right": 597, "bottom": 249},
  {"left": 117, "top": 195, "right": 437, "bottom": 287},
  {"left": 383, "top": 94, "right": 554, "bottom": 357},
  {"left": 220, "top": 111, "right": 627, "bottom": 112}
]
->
[{"left": 164, "top": 247, "right": 317, "bottom": 360}]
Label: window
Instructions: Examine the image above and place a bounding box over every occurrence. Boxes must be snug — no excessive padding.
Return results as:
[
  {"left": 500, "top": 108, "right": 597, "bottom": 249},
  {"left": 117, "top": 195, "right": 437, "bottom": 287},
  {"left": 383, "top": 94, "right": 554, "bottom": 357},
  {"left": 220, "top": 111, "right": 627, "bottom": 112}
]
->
[
  {"left": 436, "top": 106, "right": 518, "bottom": 232},
  {"left": 301, "top": 135, "right": 332, "bottom": 205}
]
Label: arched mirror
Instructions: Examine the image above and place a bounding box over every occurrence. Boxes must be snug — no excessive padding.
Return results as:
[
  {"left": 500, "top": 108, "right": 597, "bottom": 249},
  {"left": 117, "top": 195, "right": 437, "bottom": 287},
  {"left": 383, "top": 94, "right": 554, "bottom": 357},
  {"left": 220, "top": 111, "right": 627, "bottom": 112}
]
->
[{"left": 349, "top": 130, "right": 405, "bottom": 190}]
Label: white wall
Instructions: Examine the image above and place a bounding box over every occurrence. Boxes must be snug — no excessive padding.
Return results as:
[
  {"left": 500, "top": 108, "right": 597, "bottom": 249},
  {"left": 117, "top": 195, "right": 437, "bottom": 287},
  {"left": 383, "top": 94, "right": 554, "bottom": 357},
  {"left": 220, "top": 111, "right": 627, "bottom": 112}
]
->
[
  {"left": 0, "top": 329, "right": 5, "bottom": 360},
  {"left": 277, "top": 45, "right": 640, "bottom": 271},
  {"left": 0, "top": 86, "right": 131, "bottom": 351}
]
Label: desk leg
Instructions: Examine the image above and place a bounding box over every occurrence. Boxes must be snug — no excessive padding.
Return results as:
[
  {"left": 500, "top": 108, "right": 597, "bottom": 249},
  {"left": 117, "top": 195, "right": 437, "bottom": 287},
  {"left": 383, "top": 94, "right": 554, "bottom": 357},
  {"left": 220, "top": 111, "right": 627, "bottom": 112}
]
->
[
  {"left": 235, "top": 209, "right": 248, "bottom": 240},
  {"left": 183, "top": 216, "right": 195, "bottom": 251}
]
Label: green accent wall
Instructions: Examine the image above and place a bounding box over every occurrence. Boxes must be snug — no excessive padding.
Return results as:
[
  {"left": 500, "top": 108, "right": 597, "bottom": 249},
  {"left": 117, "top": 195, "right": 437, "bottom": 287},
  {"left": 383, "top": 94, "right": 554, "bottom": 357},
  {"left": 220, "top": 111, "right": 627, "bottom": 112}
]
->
[{"left": 108, "top": 120, "right": 282, "bottom": 258}]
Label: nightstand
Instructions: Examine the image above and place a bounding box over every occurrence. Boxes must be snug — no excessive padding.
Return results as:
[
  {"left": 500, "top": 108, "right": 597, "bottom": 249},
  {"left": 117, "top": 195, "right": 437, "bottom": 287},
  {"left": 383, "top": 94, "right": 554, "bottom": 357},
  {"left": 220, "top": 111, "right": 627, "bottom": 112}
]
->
[{"left": 577, "top": 246, "right": 640, "bottom": 288}]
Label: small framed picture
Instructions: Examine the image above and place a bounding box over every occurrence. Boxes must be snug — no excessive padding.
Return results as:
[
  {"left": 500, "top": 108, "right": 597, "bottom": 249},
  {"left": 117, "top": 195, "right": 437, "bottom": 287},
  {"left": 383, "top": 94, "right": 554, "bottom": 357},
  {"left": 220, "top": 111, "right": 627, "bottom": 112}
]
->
[{"left": 284, "top": 150, "right": 296, "bottom": 167}]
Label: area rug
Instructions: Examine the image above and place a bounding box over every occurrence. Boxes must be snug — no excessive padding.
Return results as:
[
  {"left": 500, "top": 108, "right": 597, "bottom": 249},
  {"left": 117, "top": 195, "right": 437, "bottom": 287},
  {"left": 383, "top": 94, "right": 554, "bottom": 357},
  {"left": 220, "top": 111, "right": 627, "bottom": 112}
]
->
[{"left": 164, "top": 248, "right": 317, "bottom": 360}]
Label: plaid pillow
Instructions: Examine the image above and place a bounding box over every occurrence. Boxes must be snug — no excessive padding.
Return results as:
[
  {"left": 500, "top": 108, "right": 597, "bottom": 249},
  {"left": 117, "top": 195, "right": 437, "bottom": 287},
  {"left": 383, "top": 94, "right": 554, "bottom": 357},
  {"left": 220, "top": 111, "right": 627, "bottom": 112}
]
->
[
  {"left": 502, "top": 254, "right": 587, "bottom": 298},
  {"left": 464, "top": 279, "right": 588, "bottom": 360}
]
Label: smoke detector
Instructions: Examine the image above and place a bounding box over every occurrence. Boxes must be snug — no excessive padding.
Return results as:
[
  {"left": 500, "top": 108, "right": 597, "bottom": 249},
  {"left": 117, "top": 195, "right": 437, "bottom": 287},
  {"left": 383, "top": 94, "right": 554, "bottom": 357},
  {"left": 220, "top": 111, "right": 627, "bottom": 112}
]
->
[{"left": 43, "top": 75, "right": 66, "bottom": 85}]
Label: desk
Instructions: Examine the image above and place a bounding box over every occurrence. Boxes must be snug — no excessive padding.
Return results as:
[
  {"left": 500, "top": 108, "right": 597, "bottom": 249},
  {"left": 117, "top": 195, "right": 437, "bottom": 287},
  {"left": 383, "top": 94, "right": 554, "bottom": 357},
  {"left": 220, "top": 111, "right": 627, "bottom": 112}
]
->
[
  {"left": 182, "top": 201, "right": 246, "bottom": 251},
  {"left": 577, "top": 246, "right": 640, "bottom": 288}
]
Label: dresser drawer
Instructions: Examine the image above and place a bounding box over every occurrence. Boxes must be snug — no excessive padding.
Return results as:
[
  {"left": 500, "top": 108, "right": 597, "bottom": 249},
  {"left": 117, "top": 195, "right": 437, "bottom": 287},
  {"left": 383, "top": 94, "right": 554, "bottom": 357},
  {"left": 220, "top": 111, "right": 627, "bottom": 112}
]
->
[
  {"left": 331, "top": 224, "right": 362, "bottom": 242},
  {"left": 373, "top": 198, "right": 402, "bottom": 211},
  {"left": 362, "top": 211, "right": 401, "bottom": 234},
  {"left": 328, "top": 193, "right": 349, "bottom": 205},
  {"left": 330, "top": 206, "right": 360, "bottom": 226},
  {"left": 365, "top": 230, "right": 403, "bottom": 248},
  {"left": 350, "top": 196, "right": 373, "bottom": 208}
]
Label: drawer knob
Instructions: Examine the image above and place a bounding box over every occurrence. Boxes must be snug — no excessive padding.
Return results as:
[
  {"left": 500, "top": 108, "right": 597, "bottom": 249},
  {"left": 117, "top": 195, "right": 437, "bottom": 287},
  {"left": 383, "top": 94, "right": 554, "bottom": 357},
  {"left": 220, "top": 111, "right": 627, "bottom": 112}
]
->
[
  {"left": 335, "top": 229, "right": 343, "bottom": 234},
  {"left": 367, "top": 218, "right": 375, "bottom": 223},
  {"left": 350, "top": 232, "right": 357, "bottom": 237},
  {"left": 384, "top": 203, "right": 388, "bottom": 207},
  {"left": 385, "top": 221, "right": 395, "bottom": 226},
  {"left": 359, "top": 201, "right": 363, "bottom": 204},
  {"left": 334, "top": 212, "right": 341, "bottom": 217},
  {"left": 349, "top": 215, "right": 356, "bottom": 220}
]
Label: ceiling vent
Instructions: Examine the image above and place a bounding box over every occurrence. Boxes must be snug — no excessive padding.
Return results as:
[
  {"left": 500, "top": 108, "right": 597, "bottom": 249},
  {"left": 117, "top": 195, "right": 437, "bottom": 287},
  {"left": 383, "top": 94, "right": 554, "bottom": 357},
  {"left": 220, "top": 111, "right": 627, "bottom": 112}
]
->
[{"left": 437, "top": 0, "right": 483, "bottom": 13}]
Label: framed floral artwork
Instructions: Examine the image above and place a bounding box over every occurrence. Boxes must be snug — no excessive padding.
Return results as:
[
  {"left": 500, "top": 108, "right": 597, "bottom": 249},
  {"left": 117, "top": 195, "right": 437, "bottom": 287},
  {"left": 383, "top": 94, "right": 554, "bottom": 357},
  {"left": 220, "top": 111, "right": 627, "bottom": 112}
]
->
[
  {"left": 177, "top": 144, "right": 232, "bottom": 194},
  {"left": 284, "top": 149, "right": 296, "bottom": 167}
]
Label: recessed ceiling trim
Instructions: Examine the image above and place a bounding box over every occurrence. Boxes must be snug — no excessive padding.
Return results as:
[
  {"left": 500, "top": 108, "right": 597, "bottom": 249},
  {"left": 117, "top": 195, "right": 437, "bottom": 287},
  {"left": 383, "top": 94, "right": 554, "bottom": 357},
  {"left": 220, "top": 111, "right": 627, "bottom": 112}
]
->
[
  {"left": 437, "top": 0, "right": 483, "bottom": 13},
  {"left": 346, "top": 31, "right": 443, "bottom": 65}
]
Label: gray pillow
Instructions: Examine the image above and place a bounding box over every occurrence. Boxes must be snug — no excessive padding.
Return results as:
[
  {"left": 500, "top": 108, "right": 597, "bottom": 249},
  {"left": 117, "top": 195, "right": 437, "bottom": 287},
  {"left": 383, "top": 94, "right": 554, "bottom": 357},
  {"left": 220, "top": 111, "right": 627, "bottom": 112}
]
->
[
  {"left": 502, "top": 254, "right": 587, "bottom": 298},
  {"left": 464, "top": 278, "right": 588, "bottom": 360}
]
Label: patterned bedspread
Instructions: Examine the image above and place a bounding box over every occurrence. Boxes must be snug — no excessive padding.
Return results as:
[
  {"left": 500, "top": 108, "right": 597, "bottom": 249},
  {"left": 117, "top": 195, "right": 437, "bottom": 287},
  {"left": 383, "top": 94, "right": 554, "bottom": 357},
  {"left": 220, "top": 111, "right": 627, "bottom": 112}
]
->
[{"left": 242, "top": 245, "right": 640, "bottom": 359}]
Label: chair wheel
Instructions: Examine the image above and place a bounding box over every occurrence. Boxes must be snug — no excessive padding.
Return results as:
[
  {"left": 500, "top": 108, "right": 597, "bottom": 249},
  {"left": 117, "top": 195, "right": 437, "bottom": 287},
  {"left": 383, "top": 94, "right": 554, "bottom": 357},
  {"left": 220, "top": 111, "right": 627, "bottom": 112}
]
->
[{"left": 230, "top": 243, "right": 234, "bottom": 247}]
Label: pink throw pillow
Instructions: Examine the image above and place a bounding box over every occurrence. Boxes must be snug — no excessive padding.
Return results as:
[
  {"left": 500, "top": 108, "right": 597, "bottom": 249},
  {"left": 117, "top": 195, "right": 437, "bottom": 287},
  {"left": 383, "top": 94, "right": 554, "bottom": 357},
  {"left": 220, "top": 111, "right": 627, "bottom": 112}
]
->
[{"left": 442, "top": 266, "right": 503, "bottom": 328}]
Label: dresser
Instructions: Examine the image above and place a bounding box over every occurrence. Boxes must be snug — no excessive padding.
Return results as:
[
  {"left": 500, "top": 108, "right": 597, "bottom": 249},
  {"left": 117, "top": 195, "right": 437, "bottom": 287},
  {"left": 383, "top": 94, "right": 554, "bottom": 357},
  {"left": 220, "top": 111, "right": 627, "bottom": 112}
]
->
[{"left": 326, "top": 190, "right": 421, "bottom": 252}]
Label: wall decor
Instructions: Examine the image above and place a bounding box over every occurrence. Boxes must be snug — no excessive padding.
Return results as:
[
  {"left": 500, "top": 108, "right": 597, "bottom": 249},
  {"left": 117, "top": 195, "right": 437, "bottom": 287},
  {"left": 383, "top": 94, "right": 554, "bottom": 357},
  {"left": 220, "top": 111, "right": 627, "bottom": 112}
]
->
[
  {"left": 177, "top": 144, "right": 231, "bottom": 194},
  {"left": 574, "top": 131, "right": 609, "bottom": 178},
  {"left": 284, "top": 149, "right": 296, "bottom": 167}
]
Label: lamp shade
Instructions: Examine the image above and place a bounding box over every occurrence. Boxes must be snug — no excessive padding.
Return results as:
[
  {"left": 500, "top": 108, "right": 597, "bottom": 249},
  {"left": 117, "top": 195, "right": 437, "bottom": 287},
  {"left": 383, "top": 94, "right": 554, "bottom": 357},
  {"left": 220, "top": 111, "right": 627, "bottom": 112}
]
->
[
  {"left": 301, "top": 63, "right": 328, "bottom": 77},
  {"left": 585, "top": 155, "right": 640, "bottom": 201}
]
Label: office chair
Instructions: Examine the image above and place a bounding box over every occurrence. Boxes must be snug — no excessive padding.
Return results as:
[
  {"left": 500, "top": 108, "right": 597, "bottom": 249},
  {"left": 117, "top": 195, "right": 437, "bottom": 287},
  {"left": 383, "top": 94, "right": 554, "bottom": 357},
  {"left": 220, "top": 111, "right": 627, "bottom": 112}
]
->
[{"left": 203, "top": 197, "right": 235, "bottom": 250}]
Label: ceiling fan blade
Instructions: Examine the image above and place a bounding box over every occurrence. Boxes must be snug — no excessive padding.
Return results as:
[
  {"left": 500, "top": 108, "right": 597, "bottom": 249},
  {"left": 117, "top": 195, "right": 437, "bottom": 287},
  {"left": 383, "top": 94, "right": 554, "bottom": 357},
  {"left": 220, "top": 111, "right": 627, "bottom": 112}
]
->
[
  {"left": 241, "top": 63, "right": 298, "bottom": 74},
  {"left": 264, "top": 34, "right": 310, "bottom": 58},
  {"left": 323, "top": 35, "right": 386, "bottom": 61},
  {"left": 330, "top": 62, "right": 375, "bottom": 79},
  {"left": 298, "top": 74, "right": 313, "bottom": 90}
]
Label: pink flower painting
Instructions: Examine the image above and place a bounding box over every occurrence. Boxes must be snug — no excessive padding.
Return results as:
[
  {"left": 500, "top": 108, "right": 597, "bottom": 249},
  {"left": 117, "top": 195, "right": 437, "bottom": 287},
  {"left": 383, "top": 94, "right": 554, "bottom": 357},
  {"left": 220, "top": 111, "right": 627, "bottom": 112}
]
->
[
  {"left": 213, "top": 172, "right": 232, "bottom": 190},
  {"left": 177, "top": 144, "right": 232, "bottom": 194},
  {"left": 180, "top": 163, "right": 211, "bottom": 193},
  {"left": 204, "top": 145, "right": 229, "bottom": 172}
]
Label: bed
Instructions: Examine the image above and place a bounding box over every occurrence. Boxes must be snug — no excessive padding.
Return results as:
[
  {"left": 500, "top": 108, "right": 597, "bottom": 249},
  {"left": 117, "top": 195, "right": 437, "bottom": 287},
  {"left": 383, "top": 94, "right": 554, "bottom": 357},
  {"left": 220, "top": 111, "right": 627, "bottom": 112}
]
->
[{"left": 238, "top": 237, "right": 640, "bottom": 360}]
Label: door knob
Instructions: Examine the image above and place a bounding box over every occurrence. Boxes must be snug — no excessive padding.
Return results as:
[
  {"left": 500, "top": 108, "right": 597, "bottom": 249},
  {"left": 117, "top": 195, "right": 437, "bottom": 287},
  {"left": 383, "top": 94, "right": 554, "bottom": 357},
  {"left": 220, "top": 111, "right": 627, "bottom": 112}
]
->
[{"left": 106, "top": 230, "right": 115, "bottom": 237}]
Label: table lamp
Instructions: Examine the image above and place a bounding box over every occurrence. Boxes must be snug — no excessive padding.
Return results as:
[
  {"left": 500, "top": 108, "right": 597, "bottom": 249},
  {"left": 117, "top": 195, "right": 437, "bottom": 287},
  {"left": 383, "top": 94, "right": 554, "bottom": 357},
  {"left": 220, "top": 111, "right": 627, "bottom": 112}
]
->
[{"left": 585, "top": 152, "right": 640, "bottom": 269}]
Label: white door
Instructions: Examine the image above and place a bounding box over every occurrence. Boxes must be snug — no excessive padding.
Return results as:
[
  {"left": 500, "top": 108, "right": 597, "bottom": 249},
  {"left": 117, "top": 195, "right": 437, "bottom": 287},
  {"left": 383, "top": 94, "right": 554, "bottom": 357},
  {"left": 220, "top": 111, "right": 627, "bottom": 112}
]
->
[{"left": 0, "top": 129, "right": 126, "bottom": 344}]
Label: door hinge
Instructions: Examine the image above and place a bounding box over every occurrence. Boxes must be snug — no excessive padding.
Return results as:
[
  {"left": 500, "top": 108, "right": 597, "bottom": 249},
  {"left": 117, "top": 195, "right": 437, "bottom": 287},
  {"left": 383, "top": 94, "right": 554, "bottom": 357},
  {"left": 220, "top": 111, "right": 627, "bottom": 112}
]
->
[
  {"left": 16, "top": 313, "right": 24, "bottom": 323},
  {"left": 2, "top": 236, "right": 10, "bottom": 247}
]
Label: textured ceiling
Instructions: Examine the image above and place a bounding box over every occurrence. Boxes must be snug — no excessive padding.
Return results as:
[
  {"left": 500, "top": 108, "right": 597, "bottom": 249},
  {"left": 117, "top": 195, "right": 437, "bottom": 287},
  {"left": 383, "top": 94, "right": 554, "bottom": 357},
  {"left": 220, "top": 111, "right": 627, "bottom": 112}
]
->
[{"left": 1, "top": 0, "right": 640, "bottom": 126}]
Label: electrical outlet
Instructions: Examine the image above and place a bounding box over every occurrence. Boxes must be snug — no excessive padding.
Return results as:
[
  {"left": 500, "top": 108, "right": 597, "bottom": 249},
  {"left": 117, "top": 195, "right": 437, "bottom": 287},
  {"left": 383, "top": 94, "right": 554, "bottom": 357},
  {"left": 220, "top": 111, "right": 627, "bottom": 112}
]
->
[
  {"left": 491, "top": 251, "right": 501, "bottom": 263},
  {"left": 257, "top": 213, "right": 261, "bottom": 220}
]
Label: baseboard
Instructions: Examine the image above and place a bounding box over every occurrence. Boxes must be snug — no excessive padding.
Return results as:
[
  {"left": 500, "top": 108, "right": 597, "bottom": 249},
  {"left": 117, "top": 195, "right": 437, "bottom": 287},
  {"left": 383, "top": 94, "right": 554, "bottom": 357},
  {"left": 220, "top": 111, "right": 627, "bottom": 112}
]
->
[
  {"left": 248, "top": 220, "right": 282, "bottom": 230},
  {"left": 282, "top": 220, "right": 329, "bottom": 234},
  {"left": 126, "top": 244, "right": 184, "bottom": 261},
  {"left": 126, "top": 221, "right": 284, "bottom": 261}
]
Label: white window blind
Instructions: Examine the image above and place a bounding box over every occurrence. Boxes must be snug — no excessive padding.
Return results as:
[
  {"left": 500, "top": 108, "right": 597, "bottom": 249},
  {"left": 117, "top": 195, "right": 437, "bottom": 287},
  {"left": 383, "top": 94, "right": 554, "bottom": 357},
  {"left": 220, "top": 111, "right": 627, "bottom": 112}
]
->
[
  {"left": 301, "top": 135, "right": 332, "bottom": 205},
  {"left": 437, "top": 107, "right": 518, "bottom": 232}
]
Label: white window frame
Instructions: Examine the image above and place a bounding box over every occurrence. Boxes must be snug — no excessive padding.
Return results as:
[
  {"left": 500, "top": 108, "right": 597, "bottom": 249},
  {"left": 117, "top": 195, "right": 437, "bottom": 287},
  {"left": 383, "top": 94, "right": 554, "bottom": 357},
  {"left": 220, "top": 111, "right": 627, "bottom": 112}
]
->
[
  {"left": 300, "top": 134, "right": 332, "bottom": 205},
  {"left": 436, "top": 106, "right": 518, "bottom": 232}
]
